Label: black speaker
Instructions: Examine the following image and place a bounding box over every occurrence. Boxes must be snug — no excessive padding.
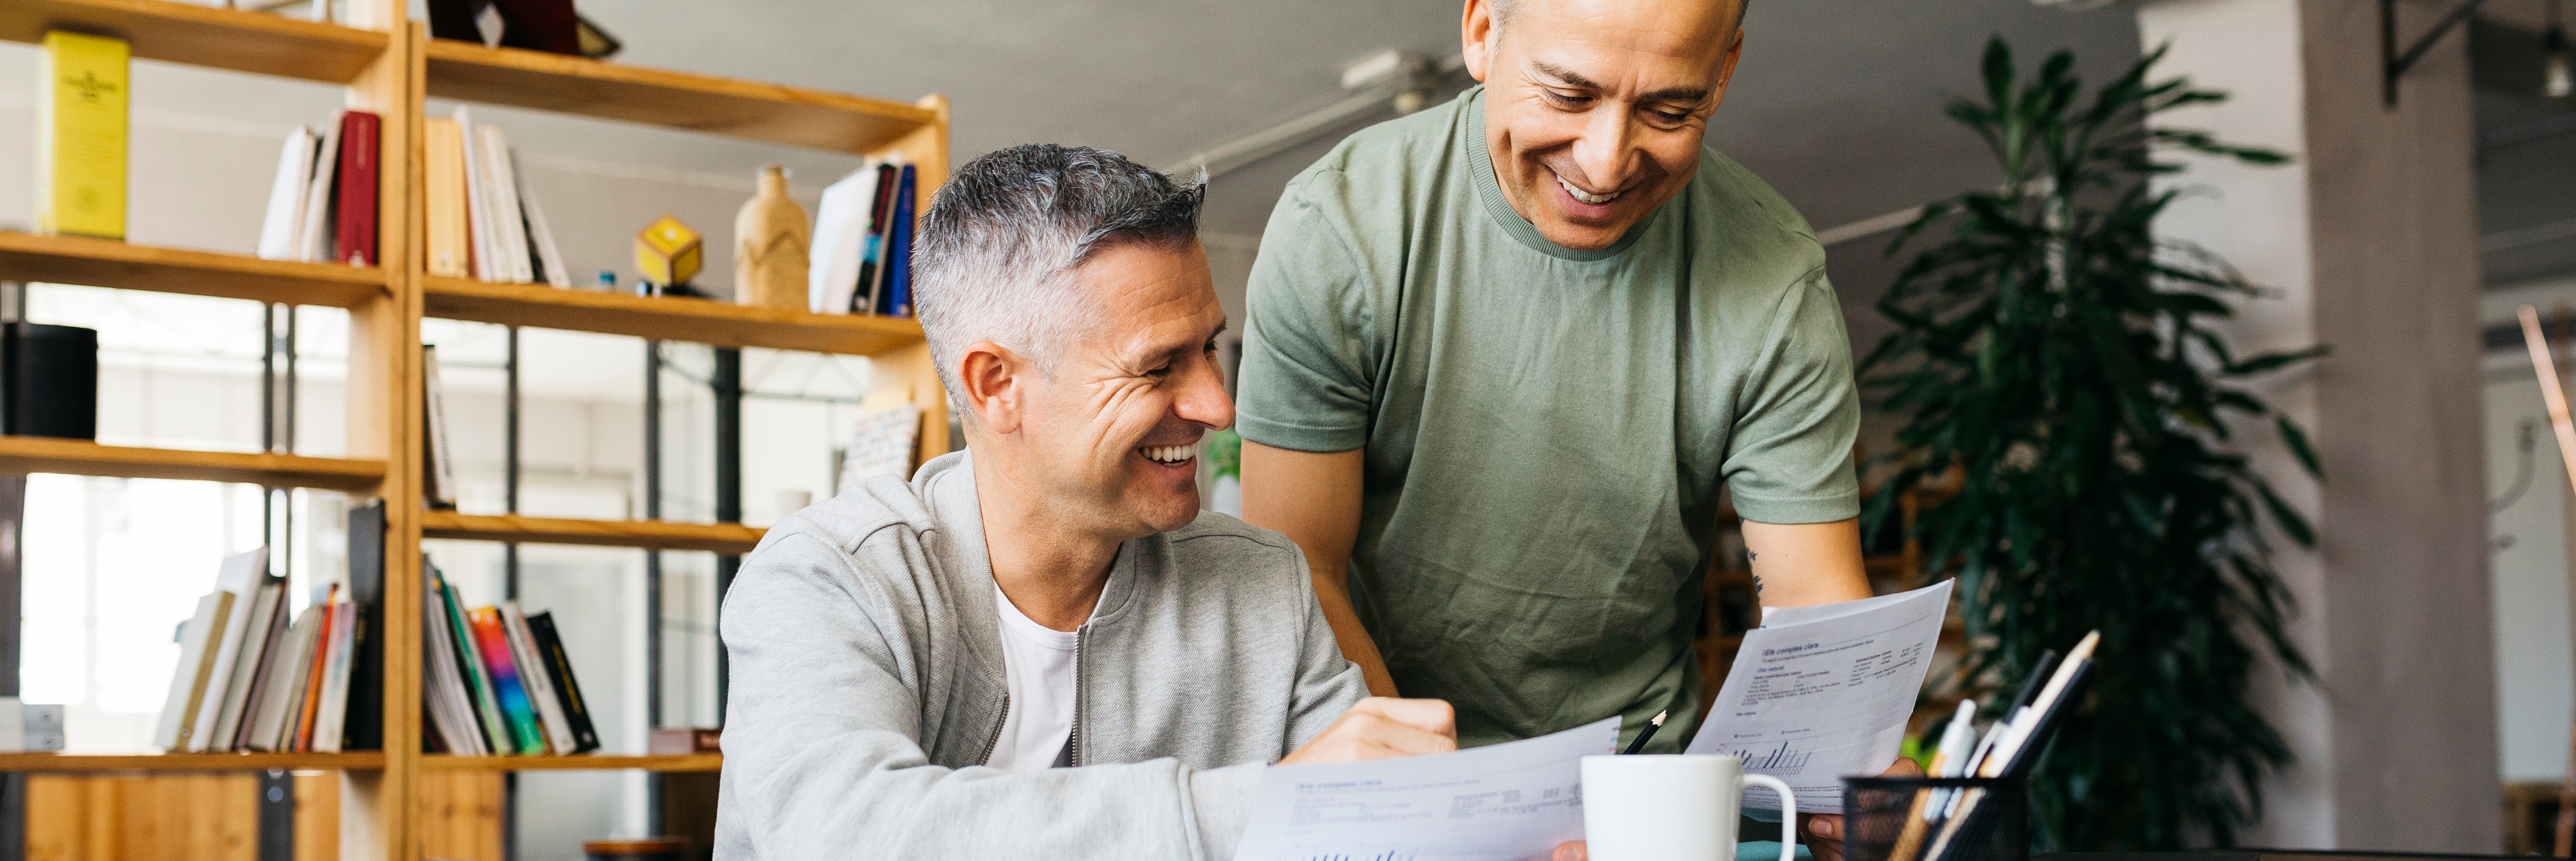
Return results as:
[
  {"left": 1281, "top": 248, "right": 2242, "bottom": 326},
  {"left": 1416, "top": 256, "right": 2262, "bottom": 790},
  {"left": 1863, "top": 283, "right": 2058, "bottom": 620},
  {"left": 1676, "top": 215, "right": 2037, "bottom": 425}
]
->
[{"left": 2, "top": 322, "right": 98, "bottom": 439}]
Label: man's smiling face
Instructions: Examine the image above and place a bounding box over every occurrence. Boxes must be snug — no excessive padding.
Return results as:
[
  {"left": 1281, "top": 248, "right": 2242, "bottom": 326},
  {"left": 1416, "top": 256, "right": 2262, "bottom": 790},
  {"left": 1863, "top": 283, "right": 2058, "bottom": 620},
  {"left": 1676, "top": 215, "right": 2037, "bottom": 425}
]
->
[
  {"left": 1020, "top": 241, "right": 1233, "bottom": 540},
  {"left": 1466, "top": 0, "right": 1745, "bottom": 251}
]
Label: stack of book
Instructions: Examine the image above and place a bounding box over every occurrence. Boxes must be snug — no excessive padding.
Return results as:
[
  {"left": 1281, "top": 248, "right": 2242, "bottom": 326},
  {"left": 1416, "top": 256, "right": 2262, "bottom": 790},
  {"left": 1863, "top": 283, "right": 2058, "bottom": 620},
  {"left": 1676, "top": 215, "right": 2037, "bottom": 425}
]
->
[
  {"left": 256, "top": 111, "right": 381, "bottom": 266},
  {"left": 153, "top": 546, "right": 376, "bottom": 754},
  {"left": 808, "top": 159, "right": 919, "bottom": 317},
  {"left": 422, "top": 561, "right": 600, "bottom": 756},
  {"left": 423, "top": 109, "right": 571, "bottom": 287}
]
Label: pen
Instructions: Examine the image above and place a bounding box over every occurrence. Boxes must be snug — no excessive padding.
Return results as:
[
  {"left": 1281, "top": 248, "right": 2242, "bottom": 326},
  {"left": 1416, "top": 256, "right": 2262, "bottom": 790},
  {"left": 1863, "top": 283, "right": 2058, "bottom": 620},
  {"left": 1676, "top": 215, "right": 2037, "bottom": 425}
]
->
[{"left": 1620, "top": 710, "right": 1668, "bottom": 755}]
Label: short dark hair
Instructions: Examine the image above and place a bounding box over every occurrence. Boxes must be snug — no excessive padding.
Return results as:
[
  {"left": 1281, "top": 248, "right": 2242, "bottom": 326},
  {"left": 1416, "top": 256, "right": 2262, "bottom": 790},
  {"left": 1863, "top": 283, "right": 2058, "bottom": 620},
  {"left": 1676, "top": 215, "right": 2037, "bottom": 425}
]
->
[
  {"left": 1491, "top": 0, "right": 1748, "bottom": 31},
  {"left": 912, "top": 144, "right": 1206, "bottom": 396}
]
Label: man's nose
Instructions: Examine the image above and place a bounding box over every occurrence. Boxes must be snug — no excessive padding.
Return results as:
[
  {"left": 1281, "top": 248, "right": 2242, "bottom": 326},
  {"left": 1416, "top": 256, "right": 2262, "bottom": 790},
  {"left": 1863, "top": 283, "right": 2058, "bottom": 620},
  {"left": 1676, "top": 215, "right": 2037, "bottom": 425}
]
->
[
  {"left": 1573, "top": 106, "right": 1638, "bottom": 190},
  {"left": 1175, "top": 357, "right": 1236, "bottom": 431}
]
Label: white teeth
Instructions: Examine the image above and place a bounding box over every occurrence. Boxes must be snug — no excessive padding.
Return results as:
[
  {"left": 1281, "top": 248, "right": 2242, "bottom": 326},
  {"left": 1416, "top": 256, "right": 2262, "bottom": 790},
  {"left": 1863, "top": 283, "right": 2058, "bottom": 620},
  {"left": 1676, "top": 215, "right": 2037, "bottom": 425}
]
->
[
  {"left": 1140, "top": 445, "right": 1194, "bottom": 465},
  {"left": 1558, "top": 174, "right": 1618, "bottom": 205}
]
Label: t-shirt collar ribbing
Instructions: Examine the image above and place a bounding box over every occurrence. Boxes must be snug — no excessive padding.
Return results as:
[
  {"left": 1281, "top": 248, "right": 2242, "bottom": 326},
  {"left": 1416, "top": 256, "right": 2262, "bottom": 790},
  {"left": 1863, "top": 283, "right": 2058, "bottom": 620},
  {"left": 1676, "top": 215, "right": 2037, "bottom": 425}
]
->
[{"left": 1462, "top": 85, "right": 1655, "bottom": 262}]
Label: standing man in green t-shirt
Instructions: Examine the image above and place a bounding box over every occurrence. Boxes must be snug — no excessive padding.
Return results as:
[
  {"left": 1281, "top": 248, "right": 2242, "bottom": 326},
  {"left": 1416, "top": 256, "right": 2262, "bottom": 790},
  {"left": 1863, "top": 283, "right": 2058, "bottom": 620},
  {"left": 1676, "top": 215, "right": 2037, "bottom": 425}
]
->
[{"left": 1237, "top": 0, "right": 1900, "bottom": 854}]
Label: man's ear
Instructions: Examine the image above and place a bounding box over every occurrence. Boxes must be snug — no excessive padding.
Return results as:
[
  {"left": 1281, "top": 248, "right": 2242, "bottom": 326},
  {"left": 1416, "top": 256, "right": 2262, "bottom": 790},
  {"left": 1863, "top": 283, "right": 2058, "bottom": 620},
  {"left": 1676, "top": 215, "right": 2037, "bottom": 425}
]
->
[
  {"left": 1461, "top": 0, "right": 1494, "bottom": 83},
  {"left": 959, "top": 340, "right": 1028, "bottom": 436},
  {"left": 1710, "top": 28, "right": 1746, "bottom": 111}
]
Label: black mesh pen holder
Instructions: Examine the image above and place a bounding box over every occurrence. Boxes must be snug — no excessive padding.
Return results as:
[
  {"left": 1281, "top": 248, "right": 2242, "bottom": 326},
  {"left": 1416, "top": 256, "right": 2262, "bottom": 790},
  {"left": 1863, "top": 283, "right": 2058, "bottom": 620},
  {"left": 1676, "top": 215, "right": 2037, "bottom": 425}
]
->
[{"left": 1840, "top": 776, "right": 2030, "bottom": 861}]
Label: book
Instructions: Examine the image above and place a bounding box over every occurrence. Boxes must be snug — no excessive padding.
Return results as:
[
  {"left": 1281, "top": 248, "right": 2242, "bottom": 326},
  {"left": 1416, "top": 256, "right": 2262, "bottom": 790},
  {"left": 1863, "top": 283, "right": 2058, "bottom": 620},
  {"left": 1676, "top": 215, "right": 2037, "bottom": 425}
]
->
[
  {"left": 36, "top": 31, "right": 127, "bottom": 239},
  {"left": 256, "top": 127, "right": 317, "bottom": 261},
  {"left": 522, "top": 611, "right": 599, "bottom": 754},
  {"left": 343, "top": 501, "right": 387, "bottom": 751},
  {"left": 153, "top": 591, "right": 233, "bottom": 751},
  {"left": 423, "top": 344, "right": 459, "bottom": 509},
  {"left": 295, "top": 113, "right": 344, "bottom": 264},
  {"left": 187, "top": 549, "right": 268, "bottom": 752},
  {"left": 477, "top": 124, "right": 534, "bottom": 283},
  {"left": 425, "top": 117, "right": 471, "bottom": 279},
  {"left": 468, "top": 606, "right": 546, "bottom": 755},
  {"left": 230, "top": 584, "right": 297, "bottom": 751},
  {"left": 809, "top": 162, "right": 880, "bottom": 314},
  {"left": 209, "top": 578, "right": 285, "bottom": 750},
  {"left": 292, "top": 590, "right": 337, "bottom": 751},
  {"left": 312, "top": 595, "right": 359, "bottom": 753},
  {"left": 422, "top": 565, "right": 487, "bottom": 755},
  {"left": 860, "top": 162, "right": 899, "bottom": 314},
  {"left": 512, "top": 150, "right": 571, "bottom": 287},
  {"left": 885, "top": 163, "right": 919, "bottom": 317},
  {"left": 500, "top": 602, "right": 575, "bottom": 754},
  {"left": 456, "top": 108, "right": 497, "bottom": 281},
  {"left": 334, "top": 111, "right": 382, "bottom": 268},
  {"left": 441, "top": 576, "right": 510, "bottom": 753},
  {"left": 245, "top": 605, "right": 324, "bottom": 752}
]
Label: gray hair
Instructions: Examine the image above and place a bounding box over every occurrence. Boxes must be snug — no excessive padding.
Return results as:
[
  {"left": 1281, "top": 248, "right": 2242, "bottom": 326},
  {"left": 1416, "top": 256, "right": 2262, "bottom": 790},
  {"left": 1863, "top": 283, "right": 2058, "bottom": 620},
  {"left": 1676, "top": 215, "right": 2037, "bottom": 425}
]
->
[
  {"left": 912, "top": 144, "right": 1206, "bottom": 403},
  {"left": 1489, "top": 0, "right": 1748, "bottom": 30}
]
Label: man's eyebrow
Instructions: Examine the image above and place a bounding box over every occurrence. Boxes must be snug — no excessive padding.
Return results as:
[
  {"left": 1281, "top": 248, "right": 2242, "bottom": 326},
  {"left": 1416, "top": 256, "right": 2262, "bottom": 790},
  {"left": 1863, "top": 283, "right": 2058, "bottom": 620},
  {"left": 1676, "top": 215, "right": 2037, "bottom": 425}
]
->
[
  {"left": 1530, "top": 60, "right": 1710, "bottom": 104},
  {"left": 1529, "top": 60, "right": 1601, "bottom": 90},
  {"left": 1211, "top": 319, "right": 1231, "bottom": 342}
]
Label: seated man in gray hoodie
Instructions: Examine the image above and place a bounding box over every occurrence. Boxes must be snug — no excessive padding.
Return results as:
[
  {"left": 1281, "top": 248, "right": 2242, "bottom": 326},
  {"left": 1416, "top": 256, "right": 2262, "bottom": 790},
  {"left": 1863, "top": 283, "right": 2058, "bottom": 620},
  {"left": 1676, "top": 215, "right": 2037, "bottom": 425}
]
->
[{"left": 714, "top": 143, "right": 1459, "bottom": 860}]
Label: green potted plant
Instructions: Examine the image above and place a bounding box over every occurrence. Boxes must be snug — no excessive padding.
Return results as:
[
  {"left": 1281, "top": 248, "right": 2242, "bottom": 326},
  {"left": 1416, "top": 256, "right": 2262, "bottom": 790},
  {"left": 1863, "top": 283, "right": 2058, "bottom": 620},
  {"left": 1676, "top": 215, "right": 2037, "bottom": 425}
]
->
[{"left": 1861, "top": 39, "right": 2325, "bottom": 850}]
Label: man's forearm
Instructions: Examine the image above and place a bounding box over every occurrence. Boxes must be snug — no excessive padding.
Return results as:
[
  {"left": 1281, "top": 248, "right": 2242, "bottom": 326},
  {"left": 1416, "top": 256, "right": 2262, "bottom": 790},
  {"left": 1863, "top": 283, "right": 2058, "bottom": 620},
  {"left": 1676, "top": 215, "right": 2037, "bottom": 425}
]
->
[
  {"left": 1310, "top": 561, "right": 1400, "bottom": 697},
  {"left": 1739, "top": 517, "right": 1874, "bottom": 608}
]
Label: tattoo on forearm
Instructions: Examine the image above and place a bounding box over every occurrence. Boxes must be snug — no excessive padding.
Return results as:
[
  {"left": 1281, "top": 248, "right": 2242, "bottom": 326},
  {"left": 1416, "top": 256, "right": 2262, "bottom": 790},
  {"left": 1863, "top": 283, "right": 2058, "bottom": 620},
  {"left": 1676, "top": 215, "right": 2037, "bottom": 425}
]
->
[{"left": 1752, "top": 574, "right": 1764, "bottom": 594}]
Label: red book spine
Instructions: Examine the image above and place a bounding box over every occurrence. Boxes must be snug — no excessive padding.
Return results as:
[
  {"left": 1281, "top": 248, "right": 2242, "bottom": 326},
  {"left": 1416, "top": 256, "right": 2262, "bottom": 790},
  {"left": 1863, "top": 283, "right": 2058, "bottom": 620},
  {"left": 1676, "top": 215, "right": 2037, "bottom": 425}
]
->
[{"left": 334, "top": 111, "right": 381, "bottom": 267}]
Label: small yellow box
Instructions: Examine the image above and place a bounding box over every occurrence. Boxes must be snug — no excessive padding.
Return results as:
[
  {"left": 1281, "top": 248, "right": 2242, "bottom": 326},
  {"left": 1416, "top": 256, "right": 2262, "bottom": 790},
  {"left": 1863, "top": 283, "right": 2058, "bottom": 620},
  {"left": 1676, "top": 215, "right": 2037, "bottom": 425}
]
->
[
  {"left": 37, "top": 31, "right": 129, "bottom": 239},
  {"left": 635, "top": 214, "right": 702, "bottom": 286}
]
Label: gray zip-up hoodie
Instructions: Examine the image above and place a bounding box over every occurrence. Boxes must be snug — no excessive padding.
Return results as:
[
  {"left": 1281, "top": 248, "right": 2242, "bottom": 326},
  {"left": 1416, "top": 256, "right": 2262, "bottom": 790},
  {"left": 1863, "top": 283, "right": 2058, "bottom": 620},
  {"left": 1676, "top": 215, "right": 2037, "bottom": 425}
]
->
[{"left": 715, "top": 451, "right": 1369, "bottom": 860}]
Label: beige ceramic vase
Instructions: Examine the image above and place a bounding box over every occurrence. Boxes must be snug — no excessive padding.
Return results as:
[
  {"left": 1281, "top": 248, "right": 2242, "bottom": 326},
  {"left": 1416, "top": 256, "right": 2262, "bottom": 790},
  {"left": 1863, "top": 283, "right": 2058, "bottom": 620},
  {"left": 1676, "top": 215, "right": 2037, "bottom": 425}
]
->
[{"left": 735, "top": 164, "right": 811, "bottom": 310}]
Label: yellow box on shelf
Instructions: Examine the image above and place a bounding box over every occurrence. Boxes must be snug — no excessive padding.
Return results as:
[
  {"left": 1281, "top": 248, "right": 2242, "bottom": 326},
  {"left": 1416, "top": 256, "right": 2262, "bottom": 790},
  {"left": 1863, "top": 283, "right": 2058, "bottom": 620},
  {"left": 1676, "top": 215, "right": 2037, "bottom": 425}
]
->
[{"left": 37, "top": 30, "right": 128, "bottom": 239}]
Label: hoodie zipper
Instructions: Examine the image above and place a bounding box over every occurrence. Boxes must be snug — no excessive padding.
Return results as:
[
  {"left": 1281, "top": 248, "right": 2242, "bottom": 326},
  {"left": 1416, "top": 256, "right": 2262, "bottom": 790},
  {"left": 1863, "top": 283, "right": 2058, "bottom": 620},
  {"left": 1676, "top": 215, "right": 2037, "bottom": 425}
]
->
[
  {"left": 1067, "top": 627, "right": 1087, "bottom": 767},
  {"left": 977, "top": 693, "right": 1009, "bottom": 765}
]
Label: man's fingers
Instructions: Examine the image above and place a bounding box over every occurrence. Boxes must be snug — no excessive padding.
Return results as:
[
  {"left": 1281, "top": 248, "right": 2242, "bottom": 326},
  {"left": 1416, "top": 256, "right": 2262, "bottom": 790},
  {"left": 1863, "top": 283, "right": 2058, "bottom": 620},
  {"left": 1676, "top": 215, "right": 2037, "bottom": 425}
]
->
[
  {"left": 1336, "top": 712, "right": 1456, "bottom": 757},
  {"left": 1552, "top": 841, "right": 1588, "bottom": 861},
  {"left": 1809, "top": 814, "right": 1842, "bottom": 840},
  {"left": 1349, "top": 696, "right": 1457, "bottom": 737}
]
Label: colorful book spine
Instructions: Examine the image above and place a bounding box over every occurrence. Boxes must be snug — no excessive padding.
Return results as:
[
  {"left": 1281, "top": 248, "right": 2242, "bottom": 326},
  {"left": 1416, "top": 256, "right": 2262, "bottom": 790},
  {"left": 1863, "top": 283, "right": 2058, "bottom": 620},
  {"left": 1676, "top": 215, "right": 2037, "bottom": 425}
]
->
[
  {"left": 523, "top": 611, "right": 600, "bottom": 754},
  {"left": 441, "top": 577, "right": 508, "bottom": 754},
  {"left": 334, "top": 111, "right": 382, "bottom": 267},
  {"left": 37, "top": 31, "right": 127, "bottom": 239},
  {"left": 467, "top": 607, "right": 547, "bottom": 755},
  {"left": 885, "top": 163, "right": 918, "bottom": 317}
]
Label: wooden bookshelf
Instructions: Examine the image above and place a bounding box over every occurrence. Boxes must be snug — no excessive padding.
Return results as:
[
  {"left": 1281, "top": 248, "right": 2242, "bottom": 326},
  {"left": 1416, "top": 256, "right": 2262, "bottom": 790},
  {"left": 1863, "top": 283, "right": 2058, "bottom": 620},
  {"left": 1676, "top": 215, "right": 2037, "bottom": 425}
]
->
[
  {"left": 420, "top": 510, "right": 765, "bottom": 555},
  {"left": 423, "top": 39, "right": 938, "bottom": 155},
  {"left": 0, "top": 751, "right": 387, "bottom": 772},
  {"left": 0, "top": 436, "right": 386, "bottom": 490},
  {"left": 0, "top": 0, "right": 388, "bottom": 84},
  {"left": 420, "top": 754, "right": 721, "bottom": 773},
  {"left": 0, "top": 6, "right": 949, "bottom": 859},
  {"left": 422, "top": 277, "right": 927, "bottom": 357},
  {"left": 0, "top": 231, "right": 385, "bottom": 308}
]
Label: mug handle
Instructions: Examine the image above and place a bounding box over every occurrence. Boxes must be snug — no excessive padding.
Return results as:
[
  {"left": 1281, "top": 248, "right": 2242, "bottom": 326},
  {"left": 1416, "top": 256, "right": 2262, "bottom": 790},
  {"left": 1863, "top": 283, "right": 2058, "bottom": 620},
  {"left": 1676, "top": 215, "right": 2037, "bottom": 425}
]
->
[{"left": 1744, "top": 774, "right": 1797, "bottom": 861}]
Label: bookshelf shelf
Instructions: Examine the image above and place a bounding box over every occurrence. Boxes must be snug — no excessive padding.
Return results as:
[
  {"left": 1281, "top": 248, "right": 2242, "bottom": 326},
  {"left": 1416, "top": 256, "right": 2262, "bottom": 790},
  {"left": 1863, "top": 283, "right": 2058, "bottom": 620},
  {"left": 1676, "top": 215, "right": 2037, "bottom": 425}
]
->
[
  {"left": 0, "top": 436, "right": 386, "bottom": 490},
  {"left": 421, "top": 511, "right": 765, "bottom": 555},
  {"left": 422, "top": 277, "right": 926, "bottom": 356},
  {"left": 0, "top": 0, "right": 388, "bottom": 84},
  {"left": 0, "top": 751, "right": 388, "bottom": 772},
  {"left": 0, "top": 232, "right": 385, "bottom": 308},
  {"left": 420, "top": 754, "right": 722, "bottom": 772},
  {"left": 422, "top": 39, "right": 937, "bottom": 155}
]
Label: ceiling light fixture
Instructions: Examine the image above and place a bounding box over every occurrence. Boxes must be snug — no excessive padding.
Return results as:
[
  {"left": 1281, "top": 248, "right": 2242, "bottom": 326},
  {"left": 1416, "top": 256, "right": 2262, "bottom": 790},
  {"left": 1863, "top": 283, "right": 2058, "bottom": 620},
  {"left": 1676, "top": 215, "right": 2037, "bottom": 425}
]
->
[{"left": 2548, "top": 0, "right": 2572, "bottom": 99}]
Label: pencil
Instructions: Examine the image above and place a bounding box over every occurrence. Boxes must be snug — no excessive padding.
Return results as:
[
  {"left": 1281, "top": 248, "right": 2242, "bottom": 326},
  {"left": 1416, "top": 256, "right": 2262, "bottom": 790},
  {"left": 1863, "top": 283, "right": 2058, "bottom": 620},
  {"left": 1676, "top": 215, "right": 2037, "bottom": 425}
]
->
[{"left": 1620, "top": 710, "right": 1668, "bottom": 755}]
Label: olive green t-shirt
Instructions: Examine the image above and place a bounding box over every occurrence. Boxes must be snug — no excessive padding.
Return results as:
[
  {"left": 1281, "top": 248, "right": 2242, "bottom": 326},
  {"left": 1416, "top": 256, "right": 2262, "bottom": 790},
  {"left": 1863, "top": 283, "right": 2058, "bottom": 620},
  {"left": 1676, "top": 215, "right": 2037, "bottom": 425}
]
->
[{"left": 1236, "top": 86, "right": 1861, "bottom": 752}]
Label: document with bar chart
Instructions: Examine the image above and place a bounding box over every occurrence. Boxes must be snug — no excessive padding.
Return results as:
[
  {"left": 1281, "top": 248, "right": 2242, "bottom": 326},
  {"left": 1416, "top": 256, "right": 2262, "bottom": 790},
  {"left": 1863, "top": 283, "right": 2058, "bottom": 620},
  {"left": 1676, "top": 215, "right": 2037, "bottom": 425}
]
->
[{"left": 1684, "top": 580, "right": 1954, "bottom": 814}]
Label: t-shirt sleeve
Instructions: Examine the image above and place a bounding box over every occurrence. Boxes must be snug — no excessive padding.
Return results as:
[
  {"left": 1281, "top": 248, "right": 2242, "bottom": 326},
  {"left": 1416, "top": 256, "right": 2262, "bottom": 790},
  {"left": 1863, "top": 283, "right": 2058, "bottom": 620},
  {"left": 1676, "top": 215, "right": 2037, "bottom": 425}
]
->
[
  {"left": 1236, "top": 178, "right": 1375, "bottom": 454},
  {"left": 1723, "top": 268, "right": 1862, "bottom": 525}
]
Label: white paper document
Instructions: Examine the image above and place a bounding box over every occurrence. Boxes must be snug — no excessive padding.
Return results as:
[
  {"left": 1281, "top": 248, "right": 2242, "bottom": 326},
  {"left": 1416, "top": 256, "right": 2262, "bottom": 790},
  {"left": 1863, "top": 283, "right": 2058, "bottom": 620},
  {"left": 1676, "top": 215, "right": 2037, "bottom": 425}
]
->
[
  {"left": 1685, "top": 580, "right": 1954, "bottom": 814},
  {"left": 1234, "top": 716, "right": 1621, "bottom": 861}
]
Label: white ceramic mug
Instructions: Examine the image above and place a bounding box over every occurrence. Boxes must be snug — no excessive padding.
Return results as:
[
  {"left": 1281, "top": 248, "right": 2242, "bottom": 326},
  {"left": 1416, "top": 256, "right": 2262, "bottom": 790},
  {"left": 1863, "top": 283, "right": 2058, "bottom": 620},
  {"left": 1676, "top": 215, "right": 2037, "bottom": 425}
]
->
[{"left": 1581, "top": 755, "right": 1797, "bottom": 861}]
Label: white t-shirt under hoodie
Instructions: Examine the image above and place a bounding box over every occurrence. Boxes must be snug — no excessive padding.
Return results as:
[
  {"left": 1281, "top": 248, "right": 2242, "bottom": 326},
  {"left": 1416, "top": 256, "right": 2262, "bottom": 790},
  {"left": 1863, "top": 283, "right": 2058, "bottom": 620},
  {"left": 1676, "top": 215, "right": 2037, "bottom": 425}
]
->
[{"left": 986, "top": 584, "right": 1081, "bottom": 771}]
